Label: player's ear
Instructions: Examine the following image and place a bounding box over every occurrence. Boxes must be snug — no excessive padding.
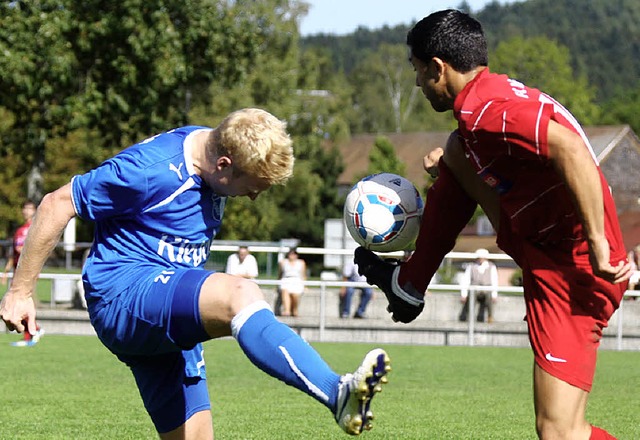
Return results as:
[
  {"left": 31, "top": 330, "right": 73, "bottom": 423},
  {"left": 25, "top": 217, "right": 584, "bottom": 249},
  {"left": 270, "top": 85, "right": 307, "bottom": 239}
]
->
[
  {"left": 216, "top": 156, "right": 232, "bottom": 170},
  {"left": 431, "top": 57, "right": 446, "bottom": 80}
]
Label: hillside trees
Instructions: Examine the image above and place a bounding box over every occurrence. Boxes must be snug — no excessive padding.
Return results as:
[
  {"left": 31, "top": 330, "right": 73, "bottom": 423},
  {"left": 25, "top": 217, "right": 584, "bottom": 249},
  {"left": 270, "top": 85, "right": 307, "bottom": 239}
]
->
[
  {"left": 0, "top": 0, "right": 264, "bottom": 235},
  {"left": 601, "top": 84, "right": 640, "bottom": 135},
  {"left": 0, "top": 0, "right": 349, "bottom": 247},
  {"left": 477, "top": 0, "right": 640, "bottom": 102},
  {"left": 491, "top": 36, "right": 600, "bottom": 125},
  {"left": 347, "top": 44, "right": 453, "bottom": 134},
  {"left": 188, "top": 1, "right": 348, "bottom": 246},
  {"left": 0, "top": 0, "right": 76, "bottom": 210}
]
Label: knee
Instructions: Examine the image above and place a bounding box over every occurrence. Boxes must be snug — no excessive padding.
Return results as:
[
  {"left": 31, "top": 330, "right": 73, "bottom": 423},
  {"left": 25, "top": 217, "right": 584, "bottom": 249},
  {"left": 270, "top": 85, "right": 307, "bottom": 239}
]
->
[{"left": 229, "top": 278, "right": 266, "bottom": 314}]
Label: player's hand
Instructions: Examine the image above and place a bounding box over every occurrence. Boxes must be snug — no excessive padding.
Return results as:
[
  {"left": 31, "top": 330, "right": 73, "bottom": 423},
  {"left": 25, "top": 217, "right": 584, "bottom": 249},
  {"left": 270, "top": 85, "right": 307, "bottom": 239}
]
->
[
  {"left": 423, "top": 147, "right": 444, "bottom": 178},
  {"left": 0, "top": 292, "right": 37, "bottom": 335},
  {"left": 589, "top": 237, "right": 633, "bottom": 284}
]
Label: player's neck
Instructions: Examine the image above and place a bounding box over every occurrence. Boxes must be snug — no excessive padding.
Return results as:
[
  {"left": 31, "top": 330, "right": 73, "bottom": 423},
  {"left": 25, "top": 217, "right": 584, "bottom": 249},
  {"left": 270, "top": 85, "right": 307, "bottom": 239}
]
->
[
  {"left": 190, "top": 130, "right": 215, "bottom": 177},
  {"left": 447, "top": 66, "right": 487, "bottom": 97}
]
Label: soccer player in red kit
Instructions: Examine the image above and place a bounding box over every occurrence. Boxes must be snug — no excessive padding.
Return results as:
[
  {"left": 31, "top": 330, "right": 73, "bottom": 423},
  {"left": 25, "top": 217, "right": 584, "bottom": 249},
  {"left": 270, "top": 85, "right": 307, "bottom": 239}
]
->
[
  {"left": 2, "top": 201, "right": 37, "bottom": 288},
  {"left": 355, "top": 9, "right": 632, "bottom": 440}
]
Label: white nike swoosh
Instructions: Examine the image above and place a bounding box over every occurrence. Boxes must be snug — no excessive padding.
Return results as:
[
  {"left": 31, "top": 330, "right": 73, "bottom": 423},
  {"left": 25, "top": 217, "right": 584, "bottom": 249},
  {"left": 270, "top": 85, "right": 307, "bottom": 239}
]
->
[{"left": 545, "top": 352, "right": 567, "bottom": 363}]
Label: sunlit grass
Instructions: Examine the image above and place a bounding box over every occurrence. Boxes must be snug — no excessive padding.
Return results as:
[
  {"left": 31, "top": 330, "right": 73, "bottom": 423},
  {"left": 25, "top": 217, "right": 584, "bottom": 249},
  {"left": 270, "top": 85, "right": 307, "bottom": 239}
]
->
[{"left": 0, "top": 335, "right": 637, "bottom": 439}]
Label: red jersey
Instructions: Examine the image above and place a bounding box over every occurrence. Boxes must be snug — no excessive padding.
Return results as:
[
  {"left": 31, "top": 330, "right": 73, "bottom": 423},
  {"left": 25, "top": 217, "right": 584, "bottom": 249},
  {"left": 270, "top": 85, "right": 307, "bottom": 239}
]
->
[
  {"left": 399, "top": 70, "right": 627, "bottom": 390},
  {"left": 453, "top": 69, "right": 625, "bottom": 264},
  {"left": 12, "top": 220, "right": 31, "bottom": 269}
]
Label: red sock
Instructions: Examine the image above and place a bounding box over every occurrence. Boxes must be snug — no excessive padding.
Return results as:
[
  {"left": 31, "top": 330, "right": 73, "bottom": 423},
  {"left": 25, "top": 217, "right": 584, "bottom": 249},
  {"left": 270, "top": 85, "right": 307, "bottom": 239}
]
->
[
  {"left": 590, "top": 426, "right": 617, "bottom": 440},
  {"left": 398, "top": 159, "right": 477, "bottom": 293},
  {"left": 22, "top": 322, "right": 40, "bottom": 341}
]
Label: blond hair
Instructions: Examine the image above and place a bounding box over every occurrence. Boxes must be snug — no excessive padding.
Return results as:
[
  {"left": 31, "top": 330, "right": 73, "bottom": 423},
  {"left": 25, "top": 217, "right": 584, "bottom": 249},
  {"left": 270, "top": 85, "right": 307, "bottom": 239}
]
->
[{"left": 211, "top": 108, "right": 294, "bottom": 185}]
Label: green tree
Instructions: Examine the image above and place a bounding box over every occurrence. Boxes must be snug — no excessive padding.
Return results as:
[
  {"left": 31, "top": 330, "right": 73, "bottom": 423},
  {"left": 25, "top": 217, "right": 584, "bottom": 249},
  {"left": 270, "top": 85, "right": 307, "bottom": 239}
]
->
[
  {"left": 219, "top": 196, "right": 281, "bottom": 242},
  {"left": 0, "top": 1, "right": 76, "bottom": 202},
  {"left": 349, "top": 44, "right": 423, "bottom": 133},
  {"left": 193, "top": 2, "right": 349, "bottom": 248},
  {"left": 0, "top": 0, "right": 269, "bottom": 239},
  {"left": 601, "top": 83, "right": 640, "bottom": 134},
  {"left": 478, "top": 0, "right": 640, "bottom": 102},
  {"left": 491, "top": 36, "right": 600, "bottom": 125},
  {"left": 64, "top": 0, "right": 260, "bottom": 151},
  {"left": 365, "top": 136, "right": 406, "bottom": 178}
]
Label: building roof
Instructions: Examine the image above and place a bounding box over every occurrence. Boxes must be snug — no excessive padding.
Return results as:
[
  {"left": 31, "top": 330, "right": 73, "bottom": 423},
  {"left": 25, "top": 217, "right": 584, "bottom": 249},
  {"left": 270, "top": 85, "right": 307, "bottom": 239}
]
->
[{"left": 332, "top": 125, "right": 636, "bottom": 187}]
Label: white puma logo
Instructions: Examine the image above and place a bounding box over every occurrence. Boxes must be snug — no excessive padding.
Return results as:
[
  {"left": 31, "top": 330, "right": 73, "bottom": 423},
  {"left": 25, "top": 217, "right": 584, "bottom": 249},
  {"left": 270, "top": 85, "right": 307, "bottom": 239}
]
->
[{"left": 169, "top": 162, "right": 184, "bottom": 180}]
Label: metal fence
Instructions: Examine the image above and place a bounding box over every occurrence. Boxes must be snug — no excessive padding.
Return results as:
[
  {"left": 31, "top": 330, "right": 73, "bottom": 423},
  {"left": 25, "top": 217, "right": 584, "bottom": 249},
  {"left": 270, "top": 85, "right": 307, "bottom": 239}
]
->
[
  {"left": 33, "top": 271, "right": 640, "bottom": 352},
  {"left": 3, "top": 242, "right": 638, "bottom": 349}
]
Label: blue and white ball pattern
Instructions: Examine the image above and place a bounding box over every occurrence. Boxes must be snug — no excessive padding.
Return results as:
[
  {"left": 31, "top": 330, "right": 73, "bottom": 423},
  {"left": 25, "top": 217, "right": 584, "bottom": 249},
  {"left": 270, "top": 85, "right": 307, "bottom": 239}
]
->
[{"left": 344, "top": 173, "right": 423, "bottom": 252}]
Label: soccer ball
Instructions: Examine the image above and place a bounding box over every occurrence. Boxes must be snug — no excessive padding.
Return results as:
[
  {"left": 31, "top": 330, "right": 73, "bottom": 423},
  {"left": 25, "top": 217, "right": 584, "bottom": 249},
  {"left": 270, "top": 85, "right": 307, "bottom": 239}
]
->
[{"left": 344, "top": 173, "right": 423, "bottom": 252}]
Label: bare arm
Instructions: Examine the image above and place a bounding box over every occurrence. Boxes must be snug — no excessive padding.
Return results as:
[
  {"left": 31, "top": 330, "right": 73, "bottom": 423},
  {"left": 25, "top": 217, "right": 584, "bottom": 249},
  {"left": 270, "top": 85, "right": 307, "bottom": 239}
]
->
[
  {"left": 546, "top": 121, "right": 631, "bottom": 284},
  {"left": 0, "top": 183, "right": 76, "bottom": 333}
]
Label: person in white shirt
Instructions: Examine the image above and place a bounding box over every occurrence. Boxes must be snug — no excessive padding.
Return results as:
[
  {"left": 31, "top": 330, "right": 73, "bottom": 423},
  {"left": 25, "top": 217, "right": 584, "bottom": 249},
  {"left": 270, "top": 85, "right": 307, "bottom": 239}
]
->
[
  {"left": 225, "top": 246, "right": 259, "bottom": 279},
  {"left": 278, "top": 248, "right": 306, "bottom": 317},
  {"left": 459, "top": 248, "right": 498, "bottom": 323}
]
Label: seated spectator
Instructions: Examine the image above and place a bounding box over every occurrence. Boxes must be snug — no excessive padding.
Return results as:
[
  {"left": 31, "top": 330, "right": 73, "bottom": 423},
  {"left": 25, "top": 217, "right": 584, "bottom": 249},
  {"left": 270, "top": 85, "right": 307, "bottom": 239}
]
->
[
  {"left": 278, "top": 248, "right": 306, "bottom": 317},
  {"left": 225, "top": 246, "right": 259, "bottom": 280},
  {"left": 340, "top": 260, "right": 373, "bottom": 319}
]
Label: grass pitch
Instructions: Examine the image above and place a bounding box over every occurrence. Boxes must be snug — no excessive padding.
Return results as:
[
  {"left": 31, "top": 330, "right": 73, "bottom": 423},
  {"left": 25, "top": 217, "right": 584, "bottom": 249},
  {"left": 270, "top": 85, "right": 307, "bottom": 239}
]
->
[{"left": 0, "top": 334, "right": 638, "bottom": 439}]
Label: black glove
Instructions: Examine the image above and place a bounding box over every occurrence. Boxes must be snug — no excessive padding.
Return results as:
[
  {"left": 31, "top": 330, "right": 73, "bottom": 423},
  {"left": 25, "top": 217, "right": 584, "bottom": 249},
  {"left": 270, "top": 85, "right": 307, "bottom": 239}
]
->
[{"left": 354, "top": 247, "right": 424, "bottom": 323}]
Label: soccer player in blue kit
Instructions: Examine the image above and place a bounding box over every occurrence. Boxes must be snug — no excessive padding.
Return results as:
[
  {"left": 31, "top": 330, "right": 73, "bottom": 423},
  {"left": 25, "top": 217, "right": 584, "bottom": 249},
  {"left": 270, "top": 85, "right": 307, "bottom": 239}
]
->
[{"left": 0, "top": 108, "right": 390, "bottom": 438}]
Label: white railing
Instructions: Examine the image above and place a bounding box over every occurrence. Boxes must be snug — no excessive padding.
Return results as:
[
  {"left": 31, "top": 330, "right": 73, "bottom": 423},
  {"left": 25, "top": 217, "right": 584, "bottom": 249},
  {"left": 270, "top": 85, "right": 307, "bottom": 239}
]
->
[
  {"left": 8, "top": 241, "right": 638, "bottom": 351},
  {"left": 30, "top": 272, "right": 640, "bottom": 351}
]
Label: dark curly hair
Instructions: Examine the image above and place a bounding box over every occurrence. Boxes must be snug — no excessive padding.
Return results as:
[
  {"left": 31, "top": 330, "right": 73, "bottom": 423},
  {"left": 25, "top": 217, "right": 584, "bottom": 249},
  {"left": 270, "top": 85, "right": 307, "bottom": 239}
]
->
[{"left": 406, "top": 9, "right": 488, "bottom": 73}]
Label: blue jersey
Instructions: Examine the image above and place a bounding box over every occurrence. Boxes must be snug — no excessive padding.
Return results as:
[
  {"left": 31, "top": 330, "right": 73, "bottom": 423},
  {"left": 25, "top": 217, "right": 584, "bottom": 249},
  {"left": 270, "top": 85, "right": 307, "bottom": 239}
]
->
[{"left": 71, "top": 126, "right": 226, "bottom": 302}]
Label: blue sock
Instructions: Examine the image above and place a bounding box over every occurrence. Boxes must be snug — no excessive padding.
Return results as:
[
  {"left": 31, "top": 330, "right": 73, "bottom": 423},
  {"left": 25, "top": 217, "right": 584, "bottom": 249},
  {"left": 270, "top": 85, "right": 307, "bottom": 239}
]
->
[{"left": 232, "top": 301, "right": 340, "bottom": 410}]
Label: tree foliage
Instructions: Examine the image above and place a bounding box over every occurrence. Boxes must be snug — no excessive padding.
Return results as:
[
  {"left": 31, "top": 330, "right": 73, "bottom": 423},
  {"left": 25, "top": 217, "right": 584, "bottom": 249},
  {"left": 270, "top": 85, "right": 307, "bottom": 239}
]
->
[
  {"left": 477, "top": 0, "right": 640, "bottom": 102},
  {"left": 63, "top": 0, "right": 260, "bottom": 150},
  {"left": 0, "top": 1, "right": 76, "bottom": 201},
  {"left": 365, "top": 136, "right": 406, "bottom": 178},
  {"left": 0, "top": 0, "right": 284, "bottom": 240},
  {"left": 0, "top": 0, "right": 340, "bottom": 246},
  {"left": 186, "top": 1, "right": 350, "bottom": 247},
  {"left": 601, "top": 82, "right": 640, "bottom": 135},
  {"left": 349, "top": 44, "right": 421, "bottom": 133},
  {"left": 491, "top": 36, "right": 600, "bottom": 124}
]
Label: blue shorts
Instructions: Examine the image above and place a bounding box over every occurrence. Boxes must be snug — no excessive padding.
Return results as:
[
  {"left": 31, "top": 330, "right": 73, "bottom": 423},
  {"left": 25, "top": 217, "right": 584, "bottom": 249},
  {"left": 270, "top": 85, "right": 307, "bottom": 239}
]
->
[{"left": 87, "top": 268, "right": 213, "bottom": 433}]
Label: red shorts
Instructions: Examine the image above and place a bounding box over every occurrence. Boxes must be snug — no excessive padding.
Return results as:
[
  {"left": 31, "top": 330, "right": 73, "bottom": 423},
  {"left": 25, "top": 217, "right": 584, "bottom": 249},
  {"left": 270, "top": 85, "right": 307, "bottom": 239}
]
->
[{"left": 518, "top": 241, "right": 626, "bottom": 391}]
